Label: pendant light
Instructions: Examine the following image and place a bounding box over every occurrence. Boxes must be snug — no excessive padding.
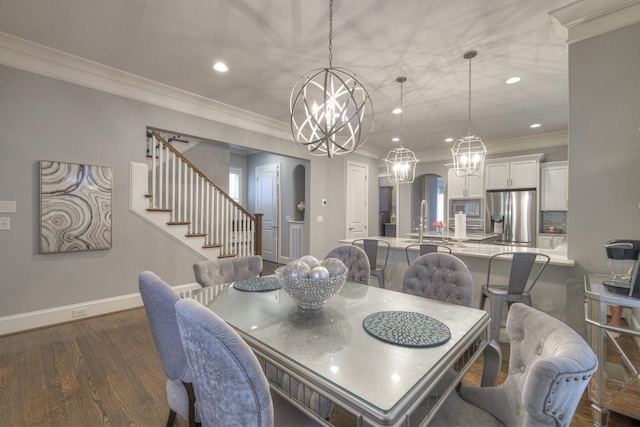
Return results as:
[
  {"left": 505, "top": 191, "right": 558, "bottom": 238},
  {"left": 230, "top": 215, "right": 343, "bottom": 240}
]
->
[
  {"left": 384, "top": 76, "right": 419, "bottom": 184},
  {"left": 451, "top": 50, "right": 487, "bottom": 177},
  {"left": 290, "top": 0, "right": 374, "bottom": 158}
]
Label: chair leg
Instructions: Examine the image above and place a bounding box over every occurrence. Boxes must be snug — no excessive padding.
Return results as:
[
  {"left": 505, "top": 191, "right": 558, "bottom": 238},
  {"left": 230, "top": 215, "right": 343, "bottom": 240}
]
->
[
  {"left": 378, "top": 272, "right": 385, "bottom": 289},
  {"left": 479, "top": 291, "right": 487, "bottom": 310},
  {"left": 183, "top": 381, "right": 199, "bottom": 427},
  {"left": 167, "top": 410, "right": 177, "bottom": 427},
  {"left": 481, "top": 340, "right": 502, "bottom": 387},
  {"left": 489, "top": 297, "right": 505, "bottom": 342}
]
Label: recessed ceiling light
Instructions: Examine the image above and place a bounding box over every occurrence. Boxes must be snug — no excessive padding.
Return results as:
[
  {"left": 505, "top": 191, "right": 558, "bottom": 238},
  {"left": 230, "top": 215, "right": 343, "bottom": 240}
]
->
[
  {"left": 445, "top": 137, "right": 454, "bottom": 143},
  {"left": 506, "top": 77, "right": 521, "bottom": 84},
  {"left": 392, "top": 107, "right": 402, "bottom": 114},
  {"left": 392, "top": 137, "right": 400, "bottom": 142},
  {"left": 213, "top": 62, "right": 228, "bottom": 72},
  {"left": 530, "top": 123, "right": 541, "bottom": 128}
]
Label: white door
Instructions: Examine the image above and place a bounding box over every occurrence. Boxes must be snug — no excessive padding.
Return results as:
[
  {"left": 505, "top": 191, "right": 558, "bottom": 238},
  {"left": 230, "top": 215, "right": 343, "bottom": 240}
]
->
[
  {"left": 255, "top": 164, "right": 279, "bottom": 263},
  {"left": 346, "top": 161, "right": 368, "bottom": 239}
]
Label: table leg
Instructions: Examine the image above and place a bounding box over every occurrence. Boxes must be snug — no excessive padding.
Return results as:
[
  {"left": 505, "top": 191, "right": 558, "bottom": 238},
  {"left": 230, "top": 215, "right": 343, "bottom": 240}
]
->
[{"left": 591, "top": 403, "right": 610, "bottom": 427}]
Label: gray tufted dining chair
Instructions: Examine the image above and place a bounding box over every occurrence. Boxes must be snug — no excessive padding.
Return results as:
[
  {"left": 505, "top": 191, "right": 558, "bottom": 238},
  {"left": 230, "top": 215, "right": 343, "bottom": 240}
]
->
[
  {"left": 175, "top": 298, "right": 322, "bottom": 427},
  {"left": 138, "top": 271, "right": 198, "bottom": 427},
  {"left": 324, "top": 245, "right": 371, "bottom": 285},
  {"left": 432, "top": 303, "right": 598, "bottom": 427},
  {"left": 193, "top": 255, "right": 263, "bottom": 287},
  {"left": 402, "top": 252, "right": 473, "bottom": 307}
]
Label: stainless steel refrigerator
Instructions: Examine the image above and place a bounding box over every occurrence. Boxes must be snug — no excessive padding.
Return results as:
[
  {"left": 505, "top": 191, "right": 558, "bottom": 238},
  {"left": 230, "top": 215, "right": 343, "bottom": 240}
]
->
[{"left": 486, "top": 189, "right": 537, "bottom": 246}]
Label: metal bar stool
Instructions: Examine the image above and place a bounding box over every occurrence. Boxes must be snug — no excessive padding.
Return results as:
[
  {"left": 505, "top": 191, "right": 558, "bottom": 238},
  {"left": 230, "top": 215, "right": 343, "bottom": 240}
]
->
[
  {"left": 479, "top": 251, "right": 551, "bottom": 341},
  {"left": 352, "top": 239, "right": 390, "bottom": 289},
  {"left": 405, "top": 243, "right": 452, "bottom": 265}
]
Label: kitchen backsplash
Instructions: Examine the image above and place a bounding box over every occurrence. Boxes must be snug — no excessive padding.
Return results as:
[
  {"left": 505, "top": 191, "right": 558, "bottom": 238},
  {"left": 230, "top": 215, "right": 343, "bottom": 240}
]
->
[{"left": 541, "top": 210, "right": 567, "bottom": 233}]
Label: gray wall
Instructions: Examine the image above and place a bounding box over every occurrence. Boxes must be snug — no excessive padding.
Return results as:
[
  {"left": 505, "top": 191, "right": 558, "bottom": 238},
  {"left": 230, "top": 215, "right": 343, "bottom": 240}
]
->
[
  {"left": 567, "top": 23, "right": 640, "bottom": 275},
  {"left": 0, "top": 64, "right": 381, "bottom": 319}
]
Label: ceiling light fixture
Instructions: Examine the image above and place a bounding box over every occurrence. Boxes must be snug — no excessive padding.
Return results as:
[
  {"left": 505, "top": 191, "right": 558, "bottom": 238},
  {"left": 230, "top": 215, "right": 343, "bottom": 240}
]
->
[
  {"left": 384, "top": 76, "right": 419, "bottom": 184},
  {"left": 289, "top": 0, "right": 373, "bottom": 158},
  {"left": 213, "top": 62, "right": 228, "bottom": 72},
  {"left": 505, "top": 76, "right": 521, "bottom": 84},
  {"left": 451, "top": 50, "right": 487, "bottom": 177}
]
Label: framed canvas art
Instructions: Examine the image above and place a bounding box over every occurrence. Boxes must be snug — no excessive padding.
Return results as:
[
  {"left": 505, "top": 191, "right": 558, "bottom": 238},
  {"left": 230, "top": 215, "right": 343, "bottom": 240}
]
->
[{"left": 40, "top": 160, "right": 113, "bottom": 253}]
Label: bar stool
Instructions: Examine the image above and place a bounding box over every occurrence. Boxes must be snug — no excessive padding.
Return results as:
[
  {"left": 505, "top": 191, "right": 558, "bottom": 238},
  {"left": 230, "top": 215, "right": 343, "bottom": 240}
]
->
[
  {"left": 479, "top": 251, "right": 551, "bottom": 341},
  {"left": 405, "top": 243, "right": 452, "bottom": 265},
  {"left": 352, "top": 239, "right": 390, "bottom": 289}
]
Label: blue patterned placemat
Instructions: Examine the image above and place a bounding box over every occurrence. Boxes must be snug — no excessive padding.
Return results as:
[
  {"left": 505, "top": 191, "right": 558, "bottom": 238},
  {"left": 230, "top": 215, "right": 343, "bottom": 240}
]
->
[
  {"left": 362, "top": 311, "right": 451, "bottom": 348},
  {"left": 233, "top": 276, "right": 281, "bottom": 292}
]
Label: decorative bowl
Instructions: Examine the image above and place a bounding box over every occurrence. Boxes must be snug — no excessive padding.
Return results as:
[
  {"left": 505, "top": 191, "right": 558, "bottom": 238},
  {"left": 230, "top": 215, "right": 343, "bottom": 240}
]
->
[{"left": 275, "top": 267, "right": 347, "bottom": 310}]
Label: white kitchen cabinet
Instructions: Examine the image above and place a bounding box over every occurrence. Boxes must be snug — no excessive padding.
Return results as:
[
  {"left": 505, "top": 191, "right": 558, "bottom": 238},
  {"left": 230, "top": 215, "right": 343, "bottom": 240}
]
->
[
  {"left": 485, "top": 156, "right": 541, "bottom": 190},
  {"left": 538, "top": 234, "right": 566, "bottom": 249},
  {"left": 541, "top": 161, "right": 568, "bottom": 210},
  {"left": 447, "top": 169, "right": 484, "bottom": 198}
]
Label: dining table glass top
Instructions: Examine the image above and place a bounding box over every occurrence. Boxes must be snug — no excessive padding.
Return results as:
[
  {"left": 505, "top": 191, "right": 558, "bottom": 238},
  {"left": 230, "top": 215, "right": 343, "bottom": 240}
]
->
[{"left": 181, "top": 280, "right": 489, "bottom": 413}]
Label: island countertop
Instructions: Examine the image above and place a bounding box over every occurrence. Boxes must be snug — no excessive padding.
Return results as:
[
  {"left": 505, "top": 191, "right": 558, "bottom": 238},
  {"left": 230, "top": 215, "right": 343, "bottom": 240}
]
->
[{"left": 341, "top": 235, "right": 574, "bottom": 267}]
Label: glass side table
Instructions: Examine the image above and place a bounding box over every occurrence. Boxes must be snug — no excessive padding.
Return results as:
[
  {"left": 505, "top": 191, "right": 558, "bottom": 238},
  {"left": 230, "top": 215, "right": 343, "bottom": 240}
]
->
[{"left": 584, "top": 274, "right": 640, "bottom": 426}]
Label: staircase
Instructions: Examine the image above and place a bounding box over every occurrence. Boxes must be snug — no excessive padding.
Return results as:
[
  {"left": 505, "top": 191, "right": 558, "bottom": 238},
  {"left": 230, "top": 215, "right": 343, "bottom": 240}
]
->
[{"left": 130, "top": 132, "right": 262, "bottom": 260}]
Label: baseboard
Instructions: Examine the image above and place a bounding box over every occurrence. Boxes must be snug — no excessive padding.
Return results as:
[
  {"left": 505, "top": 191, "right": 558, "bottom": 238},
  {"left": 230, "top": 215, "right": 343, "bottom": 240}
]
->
[{"left": 0, "top": 282, "right": 200, "bottom": 336}]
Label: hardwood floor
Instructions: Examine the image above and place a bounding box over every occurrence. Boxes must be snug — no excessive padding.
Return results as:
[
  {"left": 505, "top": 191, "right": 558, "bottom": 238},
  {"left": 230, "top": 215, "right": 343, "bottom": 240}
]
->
[{"left": 1, "top": 303, "right": 638, "bottom": 426}]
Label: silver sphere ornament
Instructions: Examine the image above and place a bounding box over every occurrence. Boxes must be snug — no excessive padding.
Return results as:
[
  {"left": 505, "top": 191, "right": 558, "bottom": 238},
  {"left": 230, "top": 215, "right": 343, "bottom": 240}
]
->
[
  {"left": 322, "top": 258, "right": 347, "bottom": 277},
  {"left": 310, "top": 266, "right": 330, "bottom": 280},
  {"left": 282, "top": 260, "right": 311, "bottom": 279},
  {"left": 299, "top": 255, "right": 320, "bottom": 268}
]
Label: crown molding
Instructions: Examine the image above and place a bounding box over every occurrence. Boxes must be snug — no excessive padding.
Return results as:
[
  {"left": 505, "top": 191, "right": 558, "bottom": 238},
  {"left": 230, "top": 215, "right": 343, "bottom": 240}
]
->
[
  {"left": 0, "top": 31, "right": 292, "bottom": 141},
  {"left": 549, "top": 0, "right": 640, "bottom": 44}
]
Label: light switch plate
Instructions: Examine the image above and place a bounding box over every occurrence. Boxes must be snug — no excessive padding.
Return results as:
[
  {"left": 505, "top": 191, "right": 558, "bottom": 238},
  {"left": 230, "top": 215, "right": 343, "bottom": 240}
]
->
[
  {"left": 0, "top": 201, "right": 16, "bottom": 213},
  {"left": 317, "top": 216, "right": 324, "bottom": 223},
  {"left": 0, "top": 217, "right": 10, "bottom": 230}
]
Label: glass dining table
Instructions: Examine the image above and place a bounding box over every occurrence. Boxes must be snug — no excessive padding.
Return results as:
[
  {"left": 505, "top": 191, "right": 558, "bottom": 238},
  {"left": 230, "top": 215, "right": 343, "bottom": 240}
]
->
[{"left": 181, "top": 279, "right": 491, "bottom": 426}]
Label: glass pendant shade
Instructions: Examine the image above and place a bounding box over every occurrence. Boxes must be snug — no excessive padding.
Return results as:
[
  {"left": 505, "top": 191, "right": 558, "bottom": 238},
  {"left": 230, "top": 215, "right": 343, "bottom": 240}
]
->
[
  {"left": 289, "top": 0, "right": 373, "bottom": 158},
  {"left": 451, "top": 50, "right": 487, "bottom": 177},
  {"left": 384, "top": 147, "right": 419, "bottom": 183}
]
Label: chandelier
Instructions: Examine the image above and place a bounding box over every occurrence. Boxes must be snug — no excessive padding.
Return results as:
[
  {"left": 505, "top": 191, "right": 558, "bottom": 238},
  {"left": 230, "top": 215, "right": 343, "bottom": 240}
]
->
[
  {"left": 451, "top": 50, "right": 487, "bottom": 177},
  {"left": 384, "top": 76, "right": 419, "bottom": 184},
  {"left": 290, "top": 0, "right": 374, "bottom": 158}
]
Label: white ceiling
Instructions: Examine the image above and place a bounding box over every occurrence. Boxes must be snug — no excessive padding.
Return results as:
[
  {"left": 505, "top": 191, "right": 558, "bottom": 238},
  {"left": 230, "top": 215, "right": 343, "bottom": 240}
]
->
[{"left": 0, "top": 0, "right": 573, "bottom": 156}]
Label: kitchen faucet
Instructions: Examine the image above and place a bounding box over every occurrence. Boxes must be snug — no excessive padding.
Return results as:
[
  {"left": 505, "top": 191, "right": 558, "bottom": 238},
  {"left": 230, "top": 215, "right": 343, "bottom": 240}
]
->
[{"left": 419, "top": 200, "right": 428, "bottom": 243}]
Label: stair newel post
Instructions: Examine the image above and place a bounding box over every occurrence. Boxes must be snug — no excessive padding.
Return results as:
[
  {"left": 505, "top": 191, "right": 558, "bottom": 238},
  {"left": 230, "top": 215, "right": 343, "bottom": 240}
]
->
[
  {"left": 254, "top": 213, "right": 263, "bottom": 257},
  {"left": 171, "top": 153, "right": 176, "bottom": 222}
]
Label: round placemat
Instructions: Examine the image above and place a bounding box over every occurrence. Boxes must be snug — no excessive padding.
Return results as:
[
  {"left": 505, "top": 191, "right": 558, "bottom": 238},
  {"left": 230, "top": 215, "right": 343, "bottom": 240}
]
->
[
  {"left": 233, "top": 276, "right": 281, "bottom": 292},
  {"left": 362, "top": 311, "right": 451, "bottom": 348}
]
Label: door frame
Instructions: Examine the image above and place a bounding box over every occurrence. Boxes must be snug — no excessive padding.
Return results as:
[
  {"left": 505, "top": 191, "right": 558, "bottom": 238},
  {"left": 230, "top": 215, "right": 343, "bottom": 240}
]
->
[
  {"left": 346, "top": 160, "right": 369, "bottom": 239},
  {"left": 255, "top": 163, "right": 280, "bottom": 264}
]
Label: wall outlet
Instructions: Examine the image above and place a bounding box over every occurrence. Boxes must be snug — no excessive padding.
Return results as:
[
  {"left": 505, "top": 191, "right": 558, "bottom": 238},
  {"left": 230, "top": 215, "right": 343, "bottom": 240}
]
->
[
  {"left": 0, "top": 201, "right": 16, "bottom": 213},
  {"left": 0, "top": 217, "right": 9, "bottom": 230},
  {"left": 317, "top": 216, "right": 324, "bottom": 223},
  {"left": 72, "top": 307, "right": 88, "bottom": 318}
]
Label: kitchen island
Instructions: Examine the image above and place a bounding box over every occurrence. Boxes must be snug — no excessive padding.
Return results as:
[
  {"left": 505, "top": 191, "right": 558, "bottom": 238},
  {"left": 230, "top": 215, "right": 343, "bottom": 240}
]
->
[{"left": 341, "top": 236, "right": 578, "bottom": 339}]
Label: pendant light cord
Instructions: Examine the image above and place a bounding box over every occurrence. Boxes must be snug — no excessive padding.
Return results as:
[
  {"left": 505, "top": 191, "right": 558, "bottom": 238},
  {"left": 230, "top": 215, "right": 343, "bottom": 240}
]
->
[
  {"left": 399, "top": 79, "right": 404, "bottom": 148},
  {"left": 467, "top": 55, "right": 472, "bottom": 136},
  {"left": 328, "top": 0, "right": 333, "bottom": 68}
]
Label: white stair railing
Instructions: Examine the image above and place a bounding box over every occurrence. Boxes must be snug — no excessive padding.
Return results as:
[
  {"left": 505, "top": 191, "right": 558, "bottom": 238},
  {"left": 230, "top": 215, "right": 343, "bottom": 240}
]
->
[{"left": 147, "top": 132, "right": 262, "bottom": 257}]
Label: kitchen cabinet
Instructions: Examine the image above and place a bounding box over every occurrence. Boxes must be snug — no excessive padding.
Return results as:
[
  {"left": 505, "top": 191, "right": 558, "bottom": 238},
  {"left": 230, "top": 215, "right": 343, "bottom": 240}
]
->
[
  {"left": 538, "top": 234, "right": 565, "bottom": 249},
  {"left": 541, "top": 161, "right": 568, "bottom": 210},
  {"left": 485, "top": 156, "right": 541, "bottom": 190},
  {"left": 447, "top": 169, "right": 484, "bottom": 198}
]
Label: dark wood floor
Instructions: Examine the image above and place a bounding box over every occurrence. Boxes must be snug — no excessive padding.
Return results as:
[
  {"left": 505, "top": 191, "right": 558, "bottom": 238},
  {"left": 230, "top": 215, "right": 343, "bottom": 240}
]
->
[{"left": 1, "top": 303, "right": 638, "bottom": 425}]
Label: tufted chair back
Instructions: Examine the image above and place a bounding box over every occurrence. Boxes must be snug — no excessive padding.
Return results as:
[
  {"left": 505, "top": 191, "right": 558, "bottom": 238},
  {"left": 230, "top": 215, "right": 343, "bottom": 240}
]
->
[
  {"left": 438, "top": 303, "right": 598, "bottom": 427},
  {"left": 193, "top": 256, "right": 263, "bottom": 287},
  {"left": 324, "top": 245, "right": 370, "bottom": 285},
  {"left": 402, "top": 253, "right": 473, "bottom": 306}
]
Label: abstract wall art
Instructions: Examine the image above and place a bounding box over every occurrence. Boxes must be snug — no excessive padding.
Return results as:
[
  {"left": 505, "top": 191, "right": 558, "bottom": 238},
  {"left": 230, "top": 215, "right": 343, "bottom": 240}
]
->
[{"left": 40, "top": 160, "right": 112, "bottom": 253}]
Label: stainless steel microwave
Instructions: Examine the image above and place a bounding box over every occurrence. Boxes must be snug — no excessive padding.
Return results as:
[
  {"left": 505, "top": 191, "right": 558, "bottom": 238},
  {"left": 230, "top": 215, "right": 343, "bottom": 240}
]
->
[{"left": 449, "top": 198, "right": 483, "bottom": 218}]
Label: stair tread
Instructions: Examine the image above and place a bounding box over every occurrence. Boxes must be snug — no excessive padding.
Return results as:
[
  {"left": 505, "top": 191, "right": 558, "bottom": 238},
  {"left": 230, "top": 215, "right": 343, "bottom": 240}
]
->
[
  {"left": 203, "top": 244, "right": 222, "bottom": 248},
  {"left": 218, "top": 253, "right": 237, "bottom": 259},
  {"left": 147, "top": 208, "right": 172, "bottom": 212},
  {"left": 167, "top": 221, "right": 190, "bottom": 225},
  {"left": 185, "top": 233, "right": 207, "bottom": 237}
]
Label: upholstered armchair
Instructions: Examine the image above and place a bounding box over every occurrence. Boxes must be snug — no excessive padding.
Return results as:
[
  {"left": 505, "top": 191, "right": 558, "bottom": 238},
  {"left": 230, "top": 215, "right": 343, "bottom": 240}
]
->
[
  {"left": 175, "top": 298, "right": 321, "bottom": 426},
  {"left": 324, "top": 245, "right": 370, "bottom": 285},
  {"left": 138, "top": 271, "right": 198, "bottom": 427},
  {"left": 193, "top": 255, "right": 263, "bottom": 287},
  {"left": 432, "top": 303, "right": 598, "bottom": 426},
  {"left": 402, "top": 252, "right": 473, "bottom": 307}
]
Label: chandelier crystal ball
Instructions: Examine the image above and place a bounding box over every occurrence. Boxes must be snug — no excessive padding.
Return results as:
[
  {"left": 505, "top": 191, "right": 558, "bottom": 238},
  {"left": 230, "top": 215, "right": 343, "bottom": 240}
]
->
[{"left": 290, "top": 67, "right": 374, "bottom": 158}]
